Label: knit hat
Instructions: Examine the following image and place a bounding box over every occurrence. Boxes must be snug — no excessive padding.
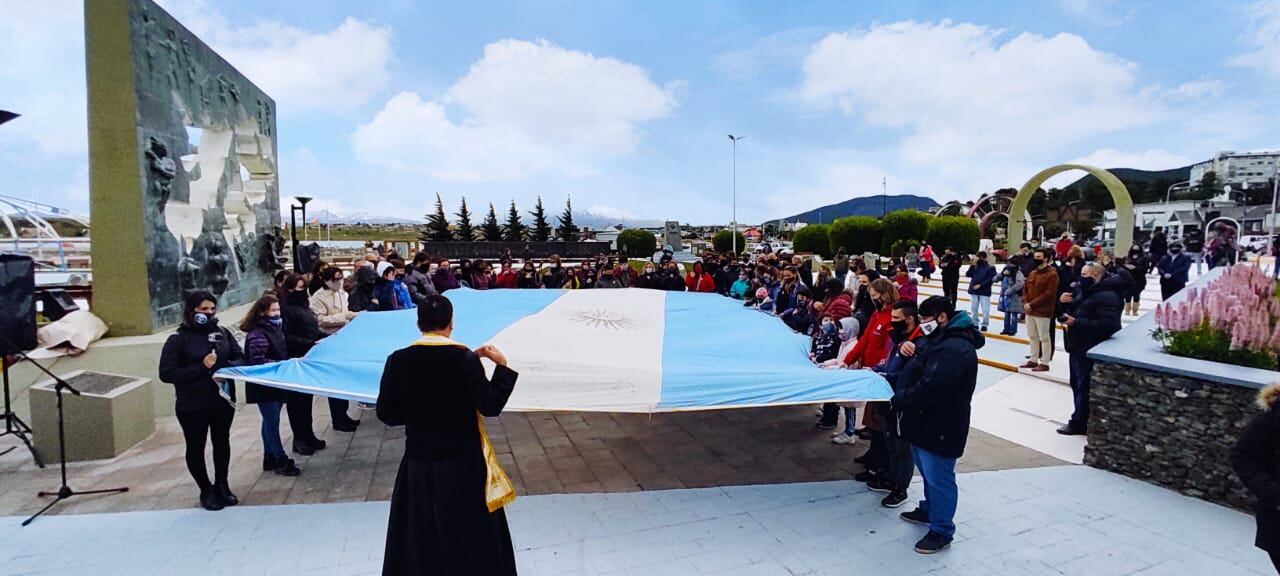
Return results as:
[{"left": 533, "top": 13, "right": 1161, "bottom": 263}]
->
[
  {"left": 755, "top": 287, "right": 769, "bottom": 300},
  {"left": 376, "top": 261, "right": 394, "bottom": 278}
]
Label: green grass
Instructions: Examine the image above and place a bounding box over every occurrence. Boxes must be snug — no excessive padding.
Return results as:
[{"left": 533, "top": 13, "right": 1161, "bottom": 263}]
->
[{"left": 1153, "top": 325, "right": 1278, "bottom": 370}]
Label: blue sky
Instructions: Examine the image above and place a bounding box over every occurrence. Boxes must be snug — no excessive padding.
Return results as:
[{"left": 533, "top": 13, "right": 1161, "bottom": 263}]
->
[{"left": 3, "top": 0, "right": 1279, "bottom": 225}]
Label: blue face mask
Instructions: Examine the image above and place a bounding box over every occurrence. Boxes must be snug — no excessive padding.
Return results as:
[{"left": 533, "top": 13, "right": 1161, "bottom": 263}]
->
[
  {"left": 822, "top": 321, "right": 838, "bottom": 335},
  {"left": 266, "top": 316, "right": 283, "bottom": 327}
]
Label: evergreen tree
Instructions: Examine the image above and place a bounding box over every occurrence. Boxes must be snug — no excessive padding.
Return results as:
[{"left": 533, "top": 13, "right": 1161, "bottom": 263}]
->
[
  {"left": 503, "top": 200, "right": 528, "bottom": 242},
  {"left": 557, "top": 197, "right": 579, "bottom": 242},
  {"left": 482, "top": 203, "right": 504, "bottom": 241},
  {"left": 529, "top": 196, "right": 552, "bottom": 242},
  {"left": 423, "top": 193, "right": 452, "bottom": 242},
  {"left": 454, "top": 196, "right": 476, "bottom": 241}
]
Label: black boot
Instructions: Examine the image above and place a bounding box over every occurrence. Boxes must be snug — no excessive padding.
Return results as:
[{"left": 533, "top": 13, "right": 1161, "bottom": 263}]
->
[
  {"left": 263, "top": 454, "right": 281, "bottom": 472},
  {"left": 275, "top": 458, "right": 301, "bottom": 477},
  {"left": 199, "top": 489, "right": 224, "bottom": 511},
  {"left": 213, "top": 481, "right": 238, "bottom": 507}
]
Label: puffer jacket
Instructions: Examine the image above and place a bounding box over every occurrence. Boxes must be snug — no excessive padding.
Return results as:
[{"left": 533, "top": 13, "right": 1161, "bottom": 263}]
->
[
  {"left": 891, "top": 311, "right": 984, "bottom": 458},
  {"left": 998, "top": 267, "right": 1025, "bottom": 314},
  {"left": 1063, "top": 272, "right": 1127, "bottom": 354},
  {"left": 243, "top": 323, "right": 294, "bottom": 404},
  {"left": 158, "top": 322, "right": 244, "bottom": 413},
  {"left": 1231, "top": 384, "right": 1280, "bottom": 553}
]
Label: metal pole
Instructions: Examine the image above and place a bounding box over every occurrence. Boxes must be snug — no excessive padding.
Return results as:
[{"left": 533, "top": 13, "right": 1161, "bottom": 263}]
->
[
  {"left": 882, "top": 176, "right": 887, "bottom": 217},
  {"left": 732, "top": 138, "right": 736, "bottom": 255},
  {"left": 1270, "top": 163, "right": 1279, "bottom": 278},
  {"left": 290, "top": 206, "right": 300, "bottom": 272}
]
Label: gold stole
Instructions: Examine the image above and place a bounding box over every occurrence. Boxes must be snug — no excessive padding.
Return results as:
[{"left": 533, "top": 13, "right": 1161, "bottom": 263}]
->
[{"left": 410, "top": 334, "right": 517, "bottom": 513}]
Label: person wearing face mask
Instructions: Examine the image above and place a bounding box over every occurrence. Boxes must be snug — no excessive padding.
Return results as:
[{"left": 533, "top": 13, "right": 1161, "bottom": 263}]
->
[
  {"left": 852, "top": 270, "right": 882, "bottom": 333},
  {"left": 517, "top": 261, "right": 543, "bottom": 288},
  {"left": 431, "top": 258, "right": 461, "bottom": 293},
  {"left": 867, "top": 299, "right": 924, "bottom": 508},
  {"left": 1157, "top": 241, "right": 1192, "bottom": 301},
  {"left": 579, "top": 261, "right": 598, "bottom": 289},
  {"left": 403, "top": 252, "right": 438, "bottom": 304},
  {"left": 938, "top": 247, "right": 963, "bottom": 308},
  {"left": 685, "top": 262, "right": 717, "bottom": 293},
  {"left": 891, "top": 296, "right": 983, "bottom": 554},
  {"left": 729, "top": 270, "right": 750, "bottom": 299},
  {"left": 596, "top": 265, "right": 625, "bottom": 288},
  {"left": 542, "top": 255, "right": 567, "bottom": 289},
  {"left": 635, "top": 263, "right": 660, "bottom": 290},
  {"left": 997, "top": 263, "right": 1025, "bottom": 336},
  {"left": 1121, "top": 244, "right": 1149, "bottom": 316},
  {"left": 310, "top": 266, "right": 362, "bottom": 432},
  {"left": 661, "top": 262, "right": 687, "bottom": 291},
  {"left": 241, "top": 294, "right": 302, "bottom": 476},
  {"left": 965, "top": 252, "right": 996, "bottom": 332},
  {"left": 894, "top": 264, "right": 918, "bottom": 304},
  {"left": 832, "top": 278, "right": 898, "bottom": 441},
  {"left": 280, "top": 273, "right": 330, "bottom": 456},
  {"left": 1021, "top": 249, "right": 1060, "bottom": 372},
  {"left": 494, "top": 261, "right": 520, "bottom": 289},
  {"left": 1057, "top": 262, "right": 1126, "bottom": 436},
  {"left": 159, "top": 291, "right": 244, "bottom": 511},
  {"left": 348, "top": 261, "right": 380, "bottom": 312},
  {"left": 374, "top": 261, "right": 416, "bottom": 310}
]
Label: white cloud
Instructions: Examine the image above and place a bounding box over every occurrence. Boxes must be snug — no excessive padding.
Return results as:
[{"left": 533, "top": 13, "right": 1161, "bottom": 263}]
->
[
  {"left": 1229, "top": 0, "right": 1280, "bottom": 78},
  {"left": 712, "top": 28, "right": 828, "bottom": 81},
  {"left": 156, "top": 0, "right": 393, "bottom": 113},
  {"left": 1057, "top": 0, "right": 1135, "bottom": 26},
  {"left": 0, "top": 0, "right": 87, "bottom": 156},
  {"left": 799, "top": 21, "right": 1160, "bottom": 166},
  {"left": 352, "top": 39, "right": 679, "bottom": 182},
  {"left": 584, "top": 205, "right": 638, "bottom": 221},
  {"left": 1040, "top": 148, "right": 1195, "bottom": 188},
  {"left": 1168, "top": 79, "right": 1226, "bottom": 101}
]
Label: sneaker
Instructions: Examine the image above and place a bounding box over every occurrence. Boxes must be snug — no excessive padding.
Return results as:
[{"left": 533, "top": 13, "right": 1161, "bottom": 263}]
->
[
  {"left": 1018, "top": 361, "right": 1038, "bottom": 369},
  {"left": 866, "top": 477, "right": 892, "bottom": 493},
  {"left": 854, "top": 470, "right": 878, "bottom": 483},
  {"left": 831, "top": 432, "right": 858, "bottom": 445},
  {"left": 1032, "top": 364, "right": 1050, "bottom": 372},
  {"left": 914, "top": 531, "right": 952, "bottom": 555},
  {"left": 900, "top": 507, "right": 929, "bottom": 526},
  {"left": 881, "top": 489, "right": 909, "bottom": 508}
]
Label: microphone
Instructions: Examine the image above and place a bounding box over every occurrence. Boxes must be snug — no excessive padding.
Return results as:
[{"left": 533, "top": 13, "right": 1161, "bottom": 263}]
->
[{"left": 207, "top": 332, "right": 233, "bottom": 405}]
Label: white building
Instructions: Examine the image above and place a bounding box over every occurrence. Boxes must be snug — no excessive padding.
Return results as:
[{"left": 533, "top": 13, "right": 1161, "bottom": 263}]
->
[{"left": 1189, "top": 150, "right": 1280, "bottom": 188}]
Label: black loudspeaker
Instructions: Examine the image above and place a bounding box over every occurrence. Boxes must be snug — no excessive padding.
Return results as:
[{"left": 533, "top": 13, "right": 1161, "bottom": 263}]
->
[
  {"left": 0, "top": 254, "right": 37, "bottom": 355},
  {"left": 39, "top": 289, "right": 80, "bottom": 322}
]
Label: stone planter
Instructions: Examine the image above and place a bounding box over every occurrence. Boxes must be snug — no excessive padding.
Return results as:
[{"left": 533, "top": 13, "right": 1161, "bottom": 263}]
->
[
  {"left": 1088, "top": 267, "right": 1278, "bottom": 511},
  {"left": 29, "top": 370, "right": 155, "bottom": 463}
]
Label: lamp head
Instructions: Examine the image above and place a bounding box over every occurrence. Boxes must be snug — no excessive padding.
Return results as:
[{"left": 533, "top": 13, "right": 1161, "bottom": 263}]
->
[
  {"left": 295, "top": 196, "right": 313, "bottom": 207},
  {"left": 0, "top": 110, "right": 18, "bottom": 127}
]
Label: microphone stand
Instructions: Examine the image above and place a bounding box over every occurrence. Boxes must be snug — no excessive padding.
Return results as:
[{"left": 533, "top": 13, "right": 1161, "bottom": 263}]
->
[{"left": 0, "top": 332, "right": 130, "bottom": 526}]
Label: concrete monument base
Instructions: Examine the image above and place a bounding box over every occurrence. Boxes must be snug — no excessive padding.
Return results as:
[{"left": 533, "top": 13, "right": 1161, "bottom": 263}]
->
[{"left": 29, "top": 370, "right": 155, "bottom": 463}]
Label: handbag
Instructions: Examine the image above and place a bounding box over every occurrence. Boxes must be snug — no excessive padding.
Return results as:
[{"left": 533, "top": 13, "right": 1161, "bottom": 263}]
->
[{"left": 411, "top": 334, "right": 517, "bottom": 513}]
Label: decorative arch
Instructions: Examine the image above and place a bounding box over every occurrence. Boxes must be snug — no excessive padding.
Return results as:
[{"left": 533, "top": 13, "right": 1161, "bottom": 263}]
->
[{"left": 1007, "top": 164, "right": 1134, "bottom": 254}]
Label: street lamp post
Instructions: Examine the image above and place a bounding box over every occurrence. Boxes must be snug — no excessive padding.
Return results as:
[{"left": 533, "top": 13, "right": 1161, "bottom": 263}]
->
[
  {"left": 289, "top": 196, "right": 313, "bottom": 272},
  {"left": 728, "top": 135, "right": 746, "bottom": 254},
  {"left": 1269, "top": 163, "right": 1279, "bottom": 278},
  {"left": 1166, "top": 180, "right": 1190, "bottom": 204}
]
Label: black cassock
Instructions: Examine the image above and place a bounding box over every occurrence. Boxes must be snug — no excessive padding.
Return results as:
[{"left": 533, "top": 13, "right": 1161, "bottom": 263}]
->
[{"left": 377, "top": 342, "right": 519, "bottom": 576}]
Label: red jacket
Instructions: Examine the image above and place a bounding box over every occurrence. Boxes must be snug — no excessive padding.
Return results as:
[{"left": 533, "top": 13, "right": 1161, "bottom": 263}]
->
[
  {"left": 894, "top": 275, "right": 918, "bottom": 302},
  {"left": 844, "top": 306, "right": 892, "bottom": 369},
  {"left": 686, "top": 273, "right": 716, "bottom": 292},
  {"left": 494, "top": 271, "right": 519, "bottom": 289},
  {"left": 823, "top": 292, "right": 853, "bottom": 320},
  {"left": 1055, "top": 238, "right": 1073, "bottom": 260}
]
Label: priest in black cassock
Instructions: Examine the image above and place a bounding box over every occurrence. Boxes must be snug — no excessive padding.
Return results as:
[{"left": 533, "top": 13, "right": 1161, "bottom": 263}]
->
[{"left": 378, "top": 294, "right": 520, "bottom": 575}]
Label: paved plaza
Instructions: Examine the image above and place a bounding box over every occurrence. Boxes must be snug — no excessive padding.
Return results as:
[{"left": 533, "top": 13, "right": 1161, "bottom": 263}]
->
[{"left": 2, "top": 465, "right": 1271, "bottom": 575}]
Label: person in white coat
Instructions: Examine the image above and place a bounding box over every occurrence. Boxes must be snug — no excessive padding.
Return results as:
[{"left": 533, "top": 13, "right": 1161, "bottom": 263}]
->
[{"left": 309, "top": 265, "right": 362, "bottom": 430}]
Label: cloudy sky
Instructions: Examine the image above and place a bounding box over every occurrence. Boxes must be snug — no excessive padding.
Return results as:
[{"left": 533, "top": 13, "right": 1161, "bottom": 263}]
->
[{"left": 2, "top": 0, "right": 1279, "bottom": 224}]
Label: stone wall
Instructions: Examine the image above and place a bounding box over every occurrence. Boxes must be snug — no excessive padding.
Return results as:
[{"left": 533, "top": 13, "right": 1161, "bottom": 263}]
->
[{"left": 1085, "top": 360, "right": 1258, "bottom": 510}]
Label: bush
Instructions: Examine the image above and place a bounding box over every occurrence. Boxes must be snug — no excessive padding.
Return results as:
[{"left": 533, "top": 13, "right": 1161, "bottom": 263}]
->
[
  {"left": 829, "top": 216, "right": 883, "bottom": 255},
  {"left": 1153, "top": 326, "right": 1277, "bottom": 370},
  {"left": 618, "top": 229, "right": 657, "bottom": 258},
  {"left": 926, "top": 216, "right": 980, "bottom": 254},
  {"left": 792, "top": 224, "right": 832, "bottom": 257},
  {"left": 713, "top": 229, "right": 747, "bottom": 253},
  {"left": 881, "top": 210, "right": 933, "bottom": 254},
  {"left": 1154, "top": 264, "right": 1280, "bottom": 369}
]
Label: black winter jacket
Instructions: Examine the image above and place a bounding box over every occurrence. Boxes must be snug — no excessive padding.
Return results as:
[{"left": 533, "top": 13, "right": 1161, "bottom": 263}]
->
[
  {"left": 1063, "top": 273, "right": 1126, "bottom": 354},
  {"left": 282, "top": 296, "right": 327, "bottom": 358},
  {"left": 1231, "top": 384, "right": 1280, "bottom": 552},
  {"left": 939, "top": 253, "right": 963, "bottom": 279},
  {"left": 891, "top": 311, "right": 983, "bottom": 458},
  {"left": 402, "top": 266, "right": 437, "bottom": 304},
  {"left": 159, "top": 323, "right": 243, "bottom": 413}
]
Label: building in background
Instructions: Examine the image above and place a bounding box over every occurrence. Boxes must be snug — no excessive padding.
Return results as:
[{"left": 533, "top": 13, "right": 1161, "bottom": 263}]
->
[{"left": 1189, "top": 150, "right": 1280, "bottom": 190}]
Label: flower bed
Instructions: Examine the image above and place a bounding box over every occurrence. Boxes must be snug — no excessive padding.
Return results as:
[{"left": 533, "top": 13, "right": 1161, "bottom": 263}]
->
[{"left": 1154, "top": 264, "right": 1280, "bottom": 370}]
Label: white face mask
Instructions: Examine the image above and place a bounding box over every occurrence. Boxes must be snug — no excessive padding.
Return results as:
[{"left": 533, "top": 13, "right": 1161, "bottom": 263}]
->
[{"left": 920, "top": 319, "right": 939, "bottom": 335}]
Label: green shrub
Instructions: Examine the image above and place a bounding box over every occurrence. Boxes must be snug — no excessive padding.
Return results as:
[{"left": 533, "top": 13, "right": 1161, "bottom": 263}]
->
[
  {"left": 793, "top": 224, "right": 832, "bottom": 257},
  {"left": 1153, "top": 325, "right": 1278, "bottom": 370},
  {"left": 829, "top": 216, "right": 883, "bottom": 255},
  {"left": 881, "top": 210, "right": 932, "bottom": 254},
  {"left": 926, "top": 216, "right": 980, "bottom": 254},
  {"left": 713, "top": 229, "right": 747, "bottom": 253},
  {"left": 618, "top": 229, "right": 657, "bottom": 258}
]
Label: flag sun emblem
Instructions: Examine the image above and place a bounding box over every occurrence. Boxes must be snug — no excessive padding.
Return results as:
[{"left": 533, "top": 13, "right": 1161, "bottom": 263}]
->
[{"left": 570, "top": 309, "right": 635, "bottom": 330}]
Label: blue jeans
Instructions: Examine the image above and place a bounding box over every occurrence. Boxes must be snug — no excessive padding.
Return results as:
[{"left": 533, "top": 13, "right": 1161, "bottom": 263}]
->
[
  {"left": 912, "top": 445, "right": 958, "bottom": 539},
  {"left": 1002, "top": 307, "right": 1019, "bottom": 334},
  {"left": 258, "top": 401, "right": 286, "bottom": 459},
  {"left": 969, "top": 294, "right": 991, "bottom": 328}
]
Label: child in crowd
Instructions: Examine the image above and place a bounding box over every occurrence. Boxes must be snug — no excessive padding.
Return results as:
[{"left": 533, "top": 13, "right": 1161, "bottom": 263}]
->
[{"left": 809, "top": 317, "right": 841, "bottom": 365}]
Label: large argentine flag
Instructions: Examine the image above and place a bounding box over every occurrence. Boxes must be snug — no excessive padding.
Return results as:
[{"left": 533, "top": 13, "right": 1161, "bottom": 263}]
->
[{"left": 218, "top": 288, "right": 891, "bottom": 413}]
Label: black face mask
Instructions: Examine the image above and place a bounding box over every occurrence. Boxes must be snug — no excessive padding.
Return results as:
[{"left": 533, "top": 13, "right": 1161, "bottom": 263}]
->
[
  {"left": 890, "top": 319, "right": 909, "bottom": 337},
  {"left": 286, "top": 291, "right": 309, "bottom": 306}
]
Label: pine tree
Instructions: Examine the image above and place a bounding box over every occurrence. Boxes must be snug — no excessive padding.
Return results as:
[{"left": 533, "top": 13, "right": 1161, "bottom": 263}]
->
[
  {"left": 423, "top": 193, "right": 452, "bottom": 242},
  {"left": 482, "top": 203, "right": 504, "bottom": 241},
  {"left": 557, "top": 197, "right": 579, "bottom": 242},
  {"left": 455, "top": 197, "right": 476, "bottom": 241},
  {"left": 529, "top": 196, "right": 552, "bottom": 242},
  {"left": 503, "top": 200, "right": 527, "bottom": 242}
]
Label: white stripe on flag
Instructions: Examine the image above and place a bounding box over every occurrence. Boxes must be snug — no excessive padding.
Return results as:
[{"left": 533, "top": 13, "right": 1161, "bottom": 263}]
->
[{"left": 488, "top": 289, "right": 666, "bottom": 412}]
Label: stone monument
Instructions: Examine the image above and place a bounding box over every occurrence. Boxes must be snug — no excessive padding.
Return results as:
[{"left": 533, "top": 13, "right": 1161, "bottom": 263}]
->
[{"left": 86, "top": 0, "right": 282, "bottom": 335}]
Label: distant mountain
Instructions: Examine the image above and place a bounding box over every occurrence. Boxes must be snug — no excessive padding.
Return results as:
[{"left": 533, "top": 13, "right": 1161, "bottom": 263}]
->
[
  {"left": 572, "top": 211, "right": 665, "bottom": 229},
  {"left": 778, "top": 194, "right": 940, "bottom": 224},
  {"left": 304, "top": 209, "right": 417, "bottom": 225},
  {"left": 1062, "top": 166, "right": 1193, "bottom": 194}
]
